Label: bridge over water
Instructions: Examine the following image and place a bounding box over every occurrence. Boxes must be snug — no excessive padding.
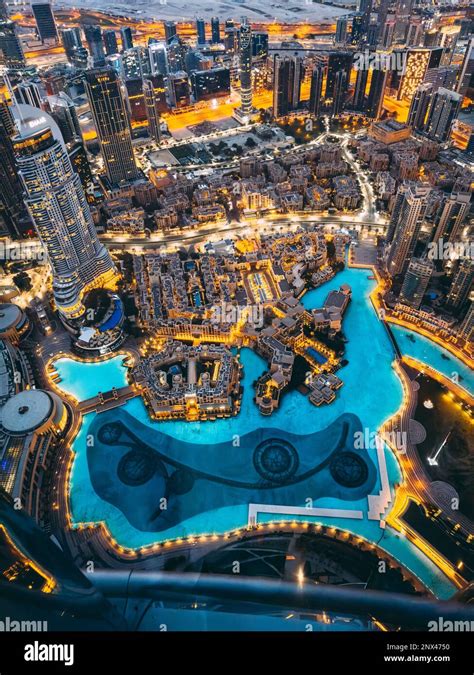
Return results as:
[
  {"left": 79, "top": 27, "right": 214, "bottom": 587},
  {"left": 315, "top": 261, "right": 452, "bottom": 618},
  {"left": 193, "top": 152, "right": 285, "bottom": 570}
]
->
[{"left": 77, "top": 385, "right": 139, "bottom": 414}]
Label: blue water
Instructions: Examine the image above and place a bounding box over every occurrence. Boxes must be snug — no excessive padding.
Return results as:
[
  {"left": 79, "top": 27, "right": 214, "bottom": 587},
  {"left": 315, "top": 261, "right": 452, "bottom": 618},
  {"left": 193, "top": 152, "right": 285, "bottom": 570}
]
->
[
  {"left": 99, "top": 297, "right": 124, "bottom": 332},
  {"left": 306, "top": 346, "right": 327, "bottom": 364},
  {"left": 53, "top": 355, "right": 129, "bottom": 401},
  {"left": 391, "top": 325, "right": 473, "bottom": 396},
  {"left": 58, "top": 266, "right": 466, "bottom": 598}
]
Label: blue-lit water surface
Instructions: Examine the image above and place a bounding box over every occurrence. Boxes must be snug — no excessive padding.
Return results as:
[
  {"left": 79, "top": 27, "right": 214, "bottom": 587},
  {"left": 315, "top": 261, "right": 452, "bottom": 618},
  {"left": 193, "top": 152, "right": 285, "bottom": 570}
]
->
[{"left": 56, "top": 267, "right": 470, "bottom": 598}]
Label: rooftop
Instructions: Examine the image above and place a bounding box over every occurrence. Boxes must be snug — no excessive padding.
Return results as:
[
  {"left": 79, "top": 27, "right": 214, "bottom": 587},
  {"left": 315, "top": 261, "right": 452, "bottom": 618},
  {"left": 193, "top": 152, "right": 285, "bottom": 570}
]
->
[{"left": 0, "top": 390, "right": 53, "bottom": 435}]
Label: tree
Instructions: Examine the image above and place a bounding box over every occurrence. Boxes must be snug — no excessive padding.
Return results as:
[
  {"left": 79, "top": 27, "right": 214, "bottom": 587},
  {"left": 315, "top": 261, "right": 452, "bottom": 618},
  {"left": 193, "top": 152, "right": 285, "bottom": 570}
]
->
[{"left": 13, "top": 272, "right": 32, "bottom": 292}]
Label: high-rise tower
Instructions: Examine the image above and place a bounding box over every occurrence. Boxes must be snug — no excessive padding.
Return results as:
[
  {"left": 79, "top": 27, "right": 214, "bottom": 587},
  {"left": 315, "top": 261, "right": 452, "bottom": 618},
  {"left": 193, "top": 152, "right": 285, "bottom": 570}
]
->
[
  {"left": 0, "top": 20, "right": 25, "bottom": 70},
  {"left": 366, "top": 68, "right": 387, "bottom": 119},
  {"left": 211, "top": 17, "right": 220, "bottom": 44},
  {"left": 424, "top": 87, "right": 462, "bottom": 143},
  {"left": 143, "top": 77, "right": 163, "bottom": 142},
  {"left": 12, "top": 105, "right": 118, "bottom": 318},
  {"left": 84, "top": 68, "right": 139, "bottom": 187},
  {"left": 387, "top": 184, "right": 431, "bottom": 276},
  {"left": 239, "top": 17, "right": 253, "bottom": 117},
  {"left": 196, "top": 18, "right": 206, "bottom": 46},
  {"left": 0, "top": 100, "right": 24, "bottom": 237},
  {"left": 432, "top": 191, "right": 471, "bottom": 244},
  {"left": 309, "top": 66, "right": 324, "bottom": 118},
  {"left": 84, "top": 25, "right": 105, "bottom": 66},
  {"left": 31, "top": 0, "right": 58, "bottom": 43},
  {"left": 447, "top": 259, "right": 473, "bottom": 310},
  {"left": 273, "top": 55, "right": 303, "bottom": 117},
  {"left": 399, "top": 258, "right": 434, "bottom": 309}
]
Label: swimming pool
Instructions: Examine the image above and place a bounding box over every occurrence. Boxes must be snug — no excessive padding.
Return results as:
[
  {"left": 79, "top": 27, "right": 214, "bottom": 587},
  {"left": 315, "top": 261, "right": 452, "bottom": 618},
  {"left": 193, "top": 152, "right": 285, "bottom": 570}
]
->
[{"left": 58, "top": 266, "right": 468, "bottom": 598}]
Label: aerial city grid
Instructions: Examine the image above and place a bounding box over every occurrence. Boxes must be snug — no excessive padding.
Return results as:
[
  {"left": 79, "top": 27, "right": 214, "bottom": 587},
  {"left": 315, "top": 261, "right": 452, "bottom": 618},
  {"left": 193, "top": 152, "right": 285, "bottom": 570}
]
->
[{"left": 0, "top": 0, "right": 472, "bottom": 651}]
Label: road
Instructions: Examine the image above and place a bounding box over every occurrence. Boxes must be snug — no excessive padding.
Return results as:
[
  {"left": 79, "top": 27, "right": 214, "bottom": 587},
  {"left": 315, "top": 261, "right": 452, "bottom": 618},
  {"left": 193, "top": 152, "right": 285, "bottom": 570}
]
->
[{"left": 102, "top": 213, "right": 387, "bottom": 253}]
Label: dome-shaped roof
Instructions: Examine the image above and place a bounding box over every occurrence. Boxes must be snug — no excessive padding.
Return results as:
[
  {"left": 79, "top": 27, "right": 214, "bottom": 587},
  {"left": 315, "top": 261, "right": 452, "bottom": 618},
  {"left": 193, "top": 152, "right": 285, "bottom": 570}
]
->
[{"left": 0, "top": 390, "right": 54, "bottom": 435}]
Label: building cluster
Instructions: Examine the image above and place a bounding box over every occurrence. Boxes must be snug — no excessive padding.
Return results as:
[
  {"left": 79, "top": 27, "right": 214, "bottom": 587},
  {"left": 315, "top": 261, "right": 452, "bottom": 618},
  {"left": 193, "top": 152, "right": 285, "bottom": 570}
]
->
[
  {"left": 0, "top": 303, "right": 68, "bottom": 523},
  {"left": 0, "top": 0, "right": 471, "bottom": 432},
  {"left": 130, "top": 226, "right": 351, "bottom": 415},
  {"left": 254, "top": 285, "right": 349, "bottom": 415},
  {"left": 133, "top": 226, "right": 344, "bottom": 329},
  {"left": 106, "top": 207, "right": 146, "bottom": 236},
  {"left": 234, "top": 142, "right": 361, "bottom": 216},
  {"left": 132, "top": 341, "right": 242, "bottom": 421},
  {"left": 379, "top": 172, "right": 473, "bottom": 350}
]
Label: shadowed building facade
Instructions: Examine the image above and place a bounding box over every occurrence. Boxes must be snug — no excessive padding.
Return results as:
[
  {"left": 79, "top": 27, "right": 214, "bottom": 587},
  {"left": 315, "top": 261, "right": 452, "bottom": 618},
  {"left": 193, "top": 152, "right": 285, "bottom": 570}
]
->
[{"left": 84, "top": 68, "right": 139, "bottom": 187}]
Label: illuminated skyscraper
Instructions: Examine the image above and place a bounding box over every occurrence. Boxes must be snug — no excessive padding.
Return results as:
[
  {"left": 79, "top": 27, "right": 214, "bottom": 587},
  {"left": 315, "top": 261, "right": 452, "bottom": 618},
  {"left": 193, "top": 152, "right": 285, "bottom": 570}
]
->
[
  {"left": 239, "top": 17, "right": 253, "bottom": 117},
  {"left": 125, "top": 78, "right": 147, "bottom": 128},
  {"left": 387, "top": 184, "right": 431, "bottom": 276},
  {"left": 149, "top": 42, "right": 168, "bottom": 76},
  {"left": 351, "top": 14, "right": 364, "bottom": 45},
  {"left": 406, "top": 17, "right": 423, "bottom": 47},
  {"left": 12, "top": 105, "right": 118, "bottom": 318},
  {"left": 48, "top": 91, "right": 82, "bottom": 144},
  {"left": 358, "top": 0, "right": 372, "bottom": 31},
  {"left": 326, "top": 51, "right": 352, "bottom": 102},
  {"left": 168, "top": 71, "right": 191, "bottom": 108},
  {"left": 164, "top": 21, "right": 177, "bottom": 44},
  {"left": 122, "top": 46, "right": 150, "bottom": 80},
  {"left": 224, "top": 23, "right": 237, "bottom": 51},
  {"left": 398, "top": 47, "right": 443, "bottom": 101},
  {"left": 335, "top": 17, "right": 348, "bottom": 45},
  {"left": 353, "top": 67, "right": 368, "bottom": 111},
  {"left": 408, "top": 83, "right": 433, "bottom": 132},
  {"left": 191, "top": 67, "right": 230, "bottom": 102},
  {"left": 84, "top": 68, "right": 139, "bottom": 186},
  {"left": 15, "top": 80, "right": 42, "bottom": 108},
  {"left": 379, "top": 14, "right": 395, "bottom": 49},
  {"left": 167, "top": 36, "right": 187, "bottom": 73},
  {"left": 61, "top": 27, "right": 82, "bottom": 60},
  {"left": 331, "top": 69, "right": 348, "bottom": 115},
  {"left": 252, "top": 32, "right": 268, "bottom": 59}
]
